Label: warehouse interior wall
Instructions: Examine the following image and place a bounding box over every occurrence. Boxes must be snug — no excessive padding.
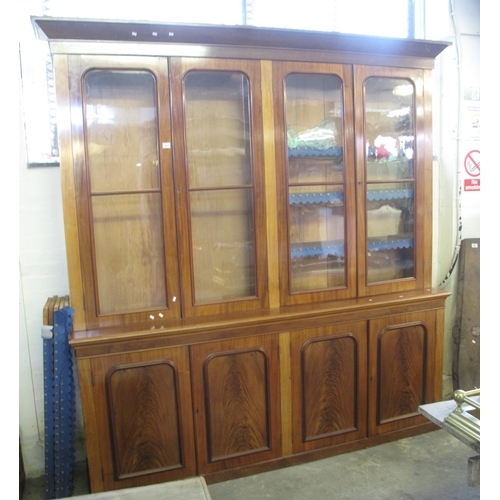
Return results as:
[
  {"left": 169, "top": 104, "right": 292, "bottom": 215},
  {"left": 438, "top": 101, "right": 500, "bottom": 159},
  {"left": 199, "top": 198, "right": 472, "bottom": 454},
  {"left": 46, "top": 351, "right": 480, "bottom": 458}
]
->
[
  {"left": 426, "top": 0, "right": 480, "bottom": 397},
  {"left": 15, "top": 0, "right": 481, "bottom": 484}
]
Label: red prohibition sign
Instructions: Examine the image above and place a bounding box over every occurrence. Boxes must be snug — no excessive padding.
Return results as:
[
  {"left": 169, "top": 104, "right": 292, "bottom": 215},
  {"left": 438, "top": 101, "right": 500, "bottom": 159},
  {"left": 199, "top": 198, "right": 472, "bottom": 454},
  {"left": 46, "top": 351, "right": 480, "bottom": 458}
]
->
[{"left": 464, "top": 150, "right": 480, "bottom": 177}]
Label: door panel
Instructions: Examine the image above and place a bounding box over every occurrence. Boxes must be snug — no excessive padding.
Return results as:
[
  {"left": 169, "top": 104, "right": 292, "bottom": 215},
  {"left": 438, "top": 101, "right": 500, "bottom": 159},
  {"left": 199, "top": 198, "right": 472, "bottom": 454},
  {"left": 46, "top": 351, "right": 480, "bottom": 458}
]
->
[
  {"left": 369, "top": 311, "right": 437, "bottom": 435},
  {"left": 190, "top": 335, "right": 281, "bottom": 473},
  {"left": 106, "top": 361, "right": 182, "bottom": 478},
  {"left": 273, "top": 61, "right": 356, "bottom": 306},
  {"left": 68, "top": 55, "right": 181, "bottom": 328},
  {"left": 355, "top": 66, "right": 430, "bottom": 296},
  {"left": 90, "top": 347, "right": 196, "bottom": 491},
  {"left": 290, "top": 321, "right": 367, "bottom": 453},
  {"left": 170, "top": 58, "right": 269, "bottom": 318}
]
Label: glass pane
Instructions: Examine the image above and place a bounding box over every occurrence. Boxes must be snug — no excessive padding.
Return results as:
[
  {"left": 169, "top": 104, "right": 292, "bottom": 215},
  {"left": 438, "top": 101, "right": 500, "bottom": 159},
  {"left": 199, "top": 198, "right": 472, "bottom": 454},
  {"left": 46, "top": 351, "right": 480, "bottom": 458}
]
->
[
  {"left": 190, "top": 189, "right": 256, "bottom": 303},
  {"left": 84, "top": 70, "right": 160, "bottom": 193},
  {"left": 92, "top": 193, "right": 166, "bottom": 314},
  {"left": 364, "top": 77, "right": 416, "bottom": 284},
  {"left": 366, "top": 182, "right": 415, "bottom": 283},
  {"left": 289, "top": 186, "right": 345, "bottom": 292},
  {"left": 284, "top": 73, "right": 346, "bottom": 293},
  {"left": 288, "top": 154, "right": 344, "bottom": 184},
  {"left": 285, "top": 73, "right": 344, "bottom": 181},
  {"left": 364, "top": 77, "right": 415, "bottom": 181},
  {"left": 184, "top": 71, "right": 252, "bottom": 189}
]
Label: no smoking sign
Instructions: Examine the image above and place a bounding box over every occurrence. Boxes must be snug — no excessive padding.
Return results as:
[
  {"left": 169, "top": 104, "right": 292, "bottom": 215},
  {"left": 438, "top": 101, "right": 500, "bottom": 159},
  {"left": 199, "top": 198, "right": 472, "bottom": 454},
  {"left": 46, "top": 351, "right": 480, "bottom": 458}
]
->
[{"left": 464, "top": 150, "right": 480, "bottom": 191}]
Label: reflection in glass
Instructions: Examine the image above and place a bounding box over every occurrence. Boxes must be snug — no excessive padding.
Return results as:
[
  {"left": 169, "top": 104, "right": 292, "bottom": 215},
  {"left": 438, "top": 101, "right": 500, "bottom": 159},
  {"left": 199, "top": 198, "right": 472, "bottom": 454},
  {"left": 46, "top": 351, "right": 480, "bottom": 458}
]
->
[
  {"left": 289, "top": 186, "right": 345, "bottom": 292},
  {"left": 184, "top": 71, "right": 252, "bottom": 189},
  {"left": 364, "top": 76, "right": 416, "bottom": 283},
  {"left": 92, "top": 193, "right": 167, "bottom": 313},
  {"left": 190, "top": 189, "right": 256, "bottom": 303},
  {"left": 83, "top": 70, "right": 167, "bottom": 315},
  {"left": 284, "top": 73, "right": 346, "bottom": 292},
  {"left": 184, "top": 71, "right": 256, "bottom": 304},
  {"left": 84, "top": 70, "right": 160, "bottom": 193},
  {"left": 364, "top": 77, "right": 414, "bottom": 182}
]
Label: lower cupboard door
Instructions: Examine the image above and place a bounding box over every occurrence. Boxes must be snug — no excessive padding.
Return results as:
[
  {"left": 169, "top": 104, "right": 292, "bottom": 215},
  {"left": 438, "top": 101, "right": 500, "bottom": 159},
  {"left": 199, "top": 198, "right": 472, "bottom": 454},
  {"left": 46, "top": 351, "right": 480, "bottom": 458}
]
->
[
  {"left": 90, "top": 347, "right": 197, "bottom": 491},
  {"left": 368, "top": 311, "right": 437, "bottom": 436},
  {"left": 190, "top": 334, "right": 282, "bottom": 474},
  {"left": 290, "top": 322, "right": 368, "bottom": 454}
]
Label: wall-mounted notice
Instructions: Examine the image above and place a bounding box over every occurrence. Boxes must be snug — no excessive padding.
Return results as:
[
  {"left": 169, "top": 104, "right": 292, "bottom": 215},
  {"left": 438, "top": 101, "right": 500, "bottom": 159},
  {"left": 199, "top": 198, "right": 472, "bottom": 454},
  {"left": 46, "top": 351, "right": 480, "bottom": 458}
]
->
[{"left": 463, "top": 149, "right": 480, "bottom": 192}]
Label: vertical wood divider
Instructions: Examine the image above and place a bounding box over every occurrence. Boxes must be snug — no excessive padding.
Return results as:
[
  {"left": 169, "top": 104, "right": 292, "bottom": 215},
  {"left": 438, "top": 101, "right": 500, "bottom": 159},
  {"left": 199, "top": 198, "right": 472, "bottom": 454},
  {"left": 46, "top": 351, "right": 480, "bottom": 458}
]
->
[
  {"left": 434, "top": 307, "right": 445, "bottom": 400},
  {"left": 76, "top": 358, "right": 105, "bottom": 492},
  {"left": 423, "top": 69, "right": 434, "bottom": 289},
  {"left": 260, "top": 60, "right": 280, "bottom": 309},
  {"left": 279, "top": 331, "right": 293, "bottom": 456},
  {"left": 54, "top": 55, "right": 86, "bottom": 331}
]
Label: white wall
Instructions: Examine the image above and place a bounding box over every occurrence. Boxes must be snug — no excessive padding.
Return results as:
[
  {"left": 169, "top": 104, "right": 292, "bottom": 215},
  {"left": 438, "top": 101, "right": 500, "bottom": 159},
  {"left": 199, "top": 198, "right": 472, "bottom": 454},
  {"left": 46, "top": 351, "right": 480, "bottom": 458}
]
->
[
  {"left": 17, "top": 0, "right": 84, "bottom": 478},
  {"left": 18, "top": 131, "right": 76, "bottom": 474},
  {"left": 17, "top": 0, "right": 481, "bottom": 479},
  {"left": 426, "top": 0, "right": 480, "bottom": 399}
]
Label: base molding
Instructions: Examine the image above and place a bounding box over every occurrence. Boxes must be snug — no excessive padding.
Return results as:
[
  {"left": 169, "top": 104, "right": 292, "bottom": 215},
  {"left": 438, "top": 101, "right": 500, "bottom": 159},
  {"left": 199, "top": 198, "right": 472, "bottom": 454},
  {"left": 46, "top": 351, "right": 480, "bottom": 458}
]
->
[{"left": 203, "top": 423, "right": 439, "bottom": 485}]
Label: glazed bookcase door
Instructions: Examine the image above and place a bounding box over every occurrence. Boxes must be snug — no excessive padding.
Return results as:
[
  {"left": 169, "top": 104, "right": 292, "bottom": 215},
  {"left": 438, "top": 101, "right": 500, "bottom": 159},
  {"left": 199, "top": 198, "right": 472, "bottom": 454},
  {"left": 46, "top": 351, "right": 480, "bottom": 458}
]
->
[
  {"left": 68, "top": 56, "right": 181, "bottom": 328},
  {"left": 170, "top": 58, "right": 269, "bottom": 318},
  {"left": 273, "top": 62, "right": 356, "bottom": 306},
  {"left": 355, "top": 66, "right": 431, "bottom": 296}
]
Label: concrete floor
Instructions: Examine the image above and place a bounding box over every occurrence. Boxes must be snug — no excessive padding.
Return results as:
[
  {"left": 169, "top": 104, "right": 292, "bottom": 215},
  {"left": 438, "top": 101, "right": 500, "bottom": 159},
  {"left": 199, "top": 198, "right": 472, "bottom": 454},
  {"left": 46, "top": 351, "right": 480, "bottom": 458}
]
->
[{"left": 22, "top": 430, "right": 480, "bottom": 500}]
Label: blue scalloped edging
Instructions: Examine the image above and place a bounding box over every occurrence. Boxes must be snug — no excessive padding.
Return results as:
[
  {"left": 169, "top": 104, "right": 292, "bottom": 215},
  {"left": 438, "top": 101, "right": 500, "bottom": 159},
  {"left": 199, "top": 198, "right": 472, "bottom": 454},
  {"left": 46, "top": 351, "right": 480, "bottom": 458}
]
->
[
  {"left": 288, "top": 189, "right": 411, "bottom": 205},
  {"left": 367, "top": 189, "right": 413, "bottom": 201},
  {"left": 288, "top": 147, "right": 343, "bottom": 157},
  {"left": 290, "top": 192, "right": 344, "bottom": 205},
  {"left": 289, "top": 238, "right": 413, "bottom": 258},
  {"left": 291, "top": 244, "right": 345, "bottom": 258},
  {"left": 368, "top": 238, "right": 413, "bottom": 251}
]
